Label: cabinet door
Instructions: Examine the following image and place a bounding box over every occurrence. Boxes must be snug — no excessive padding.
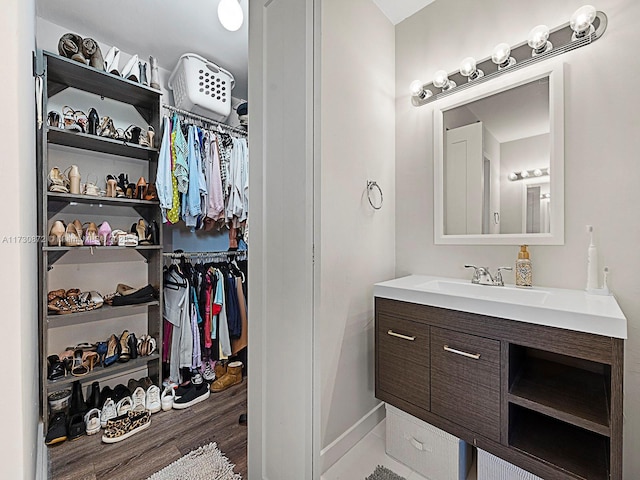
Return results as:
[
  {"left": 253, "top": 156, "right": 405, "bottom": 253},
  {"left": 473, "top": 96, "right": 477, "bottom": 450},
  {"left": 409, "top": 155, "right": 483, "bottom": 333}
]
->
[
  {"left": 431, "top": 327, "right": 501, "bottom": 441},
  {"left": 376, "top": 314, "right": 430, "bottom": 411}
]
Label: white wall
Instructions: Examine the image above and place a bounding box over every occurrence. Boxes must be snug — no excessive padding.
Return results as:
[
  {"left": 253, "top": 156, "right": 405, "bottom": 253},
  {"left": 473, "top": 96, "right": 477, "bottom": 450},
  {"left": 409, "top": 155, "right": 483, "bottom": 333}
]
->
[
  {"left": 396, "top": 0, "right": 640, "bottom": 476},
  {"left": 319, "top": 0, "right": 396, "bottom": 470},
  {"left": 0, "top": 0, "right": 38, "bottom": 478}
]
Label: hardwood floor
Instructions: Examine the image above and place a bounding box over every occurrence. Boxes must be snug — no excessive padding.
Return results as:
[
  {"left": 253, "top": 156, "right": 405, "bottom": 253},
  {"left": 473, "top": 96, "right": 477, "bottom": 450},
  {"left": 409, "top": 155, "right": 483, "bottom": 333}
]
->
[{"left": 48, "top": 381, "right": 247, "bottom": 480}]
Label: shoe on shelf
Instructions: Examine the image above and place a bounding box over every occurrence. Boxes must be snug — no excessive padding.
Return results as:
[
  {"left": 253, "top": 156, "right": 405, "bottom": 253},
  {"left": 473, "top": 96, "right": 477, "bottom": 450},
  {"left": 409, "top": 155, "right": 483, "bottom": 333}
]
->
[
  {"left": 83, "top": 222, "right": 100, "bottom": 246},
  {"left": 48, "top": 220, "right": 66, "bottom": 247},
  {"left": 98, "top": 221, "right": 112, "bottom": 246},
  {"left": 116, "top": 396, "right": 133, "bottom": 416},
  {"left": 127, "top": 332, "right": 138, "bottom": 360},
  {"left": 131, "top": 387, "right": 147, "bottom": 413},
  {"left": 210, "top": 361, "right": 243, "bottom": 393},
  {"left": 118, "top": 330, "right": 131, "bottom": 362},
  {"left": 63, "top": 222, "right": 83, "bottom": 247},
  {"left": 47, "top": 355, "right": 66, "bottom": 381},
  {"left": 67, "top": 412, "right": 85, "bottom": 440},
  {"left": 146, "top": 385, "right": 161, "bottom": 414},
  {"left": 45, "top": 412, "right": 68, "bottom": 446},
  {"left": 121, "top": 54, "right": 140, "bottom": 82},
  {"left": 134, "top": 177, "right": 147, "bottom": 200},
  {"left": 161, "top": 385, "right": 175, "bottom": 412},
  {"left": 103, "top": 333, "right": 120, "bottom": 366},
  {"left": 100, "top": 398, "right": 117, "bottom": 428},
  {"left": 65, "top": 165, "right": 81, "bottom": 195},
  {"left": 103, "top": 46, "right": 121, "bottom": 75},
  {"left": 84, "top": 408, "right": 101, "bottom": 435},
  {"left": 48, "top": 167, "right": 69, "bottom": 193},
  {"left": 102, "top": 410, "right": 151, "bottom": 444},
  {"left": 173, "top": 382, "right": 210, "bottom": 409},
  {"left": 106, "top": 175, "right": 118, "bottom": 198}
]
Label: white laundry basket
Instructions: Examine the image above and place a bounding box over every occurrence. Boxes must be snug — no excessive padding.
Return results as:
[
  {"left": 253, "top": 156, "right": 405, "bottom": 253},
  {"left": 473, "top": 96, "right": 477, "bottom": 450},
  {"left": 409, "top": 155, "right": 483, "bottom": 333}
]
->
[{"left": 168, "top": 53, "right": 235, "bottom": 121}]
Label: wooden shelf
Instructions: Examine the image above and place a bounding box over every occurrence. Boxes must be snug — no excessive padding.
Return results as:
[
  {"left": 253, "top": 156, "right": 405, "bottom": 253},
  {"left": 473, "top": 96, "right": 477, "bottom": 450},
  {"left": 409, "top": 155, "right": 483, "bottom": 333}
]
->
[
  {"left": 509, "top": 358, "right": 610, "bottom": 436},
  {"left": 510, "top": 406, "right": 609, "bottom": 480},
  {"left": 46, "top": 354, "right": 160, "bottom": 392},
  {"left": 47, "top": 191, "right": 159, "bottom": 208},
  {"left": 44, "top": 51, "right": 161, "bottom": 108},
  {"left": 47, "top": 301, "right": 159, "bottom": 328},
  {"left": 47, "top": 127, "right": 157, "bottom": 160}
]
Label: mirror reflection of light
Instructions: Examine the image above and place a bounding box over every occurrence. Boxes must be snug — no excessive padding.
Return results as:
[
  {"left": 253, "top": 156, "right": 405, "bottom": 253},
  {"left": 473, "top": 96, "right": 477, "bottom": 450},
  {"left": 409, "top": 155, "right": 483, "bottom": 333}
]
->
[
  {"left": 508, "top": 172, "right": 518, "bottom": 181},
  {"left": 520, "top": 170, "right": 530, "bottom": 178},
  {"left": 534, "top": 169, "right": 543, "bottom": 176}
]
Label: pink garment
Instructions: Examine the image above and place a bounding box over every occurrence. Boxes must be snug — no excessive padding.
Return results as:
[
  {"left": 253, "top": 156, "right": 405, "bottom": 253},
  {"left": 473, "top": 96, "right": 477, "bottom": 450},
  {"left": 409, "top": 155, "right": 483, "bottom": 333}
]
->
[
  {"left": 203, "top": 271, "right": 213, "bottom": 349},
  {"left": 162, "top": 319, "right": 173, "bottom": 362},
  {"left": 206, "top": 135, "right": 225, "bottom": 220}
]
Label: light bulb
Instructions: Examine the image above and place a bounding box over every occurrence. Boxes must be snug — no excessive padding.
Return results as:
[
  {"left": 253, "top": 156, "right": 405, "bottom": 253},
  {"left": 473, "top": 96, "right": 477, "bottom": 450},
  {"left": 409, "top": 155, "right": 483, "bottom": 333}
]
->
[
  {"left": 508, "top": 172, "right": 518, "bottom": 181},
  {"left": 520, "top": 170, "right": 530, "bottom": 178},
  {"left": 534, "top": 169, "right": 543, "bottom": 177},
  {"left": 218, "top": 0, "right": 244, "bottom": 32},
  {"left": 459, "top": 57, "right": 484, "bottom": 81},
  {"left": 528, "top": 25, "right": 552, "bottom": 56},
  {"left": 433, "top": 70, "right": 456, "bottom": 91},
  {"left": 410, "top": 80, "right": 432, "bottom": 101},
  {"left": 491, "top": 43, "right": 516, "bottom": 70},
  {"left": 570, "top": 5, "right": 597, "bottom": 39}
]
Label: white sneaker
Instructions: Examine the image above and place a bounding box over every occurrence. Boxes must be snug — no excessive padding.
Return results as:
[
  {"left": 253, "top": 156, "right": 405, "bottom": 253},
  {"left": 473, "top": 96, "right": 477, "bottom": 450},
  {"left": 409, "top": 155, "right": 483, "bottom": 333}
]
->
[
  {"left": 131, "top": 387, "right": 147, "bottom": 413},
  {"left": 100, "top": 398, "right": 117, "bottom": 427},
  {"left": 146, "top": 385, "right": 161, "bottom": 414},
  {"left": 116, "top": 396, "right": 133, "bottom": 416},
  {"left": 161, "top": 385, "right": 175, "bottom": 412},
  {"left": 84, "top": 408, "right": 101, "bottom": 435}
]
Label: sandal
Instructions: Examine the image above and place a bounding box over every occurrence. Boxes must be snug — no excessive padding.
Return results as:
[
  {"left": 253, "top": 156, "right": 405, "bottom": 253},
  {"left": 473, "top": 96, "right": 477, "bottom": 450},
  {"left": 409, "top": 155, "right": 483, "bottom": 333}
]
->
[
  {"left": 71, "top": 349, "right": 88, "bottom": 376},
  {"left": 104, "top": 334, "right": 120, "bottom": 367},
  {"left": 48, "top": 289, "right": 66, "bottom": 302},
  {"left": 48, "top": 167, "right": 70, "bottom": 193},
  {"left": 98, "top": 116, "right": 118, "bottom": 138},
  {"left": 123, "top": 125, "right": 142, "bottom": 144},
  {"left": 118, "top": 330, "right": 131, "bottom": 362},
  {"left": 83, "top": 174, "right": 100, "bottom": 196},
  {"left": 138, "top": 126, "right": 155, "bottom": 148}
]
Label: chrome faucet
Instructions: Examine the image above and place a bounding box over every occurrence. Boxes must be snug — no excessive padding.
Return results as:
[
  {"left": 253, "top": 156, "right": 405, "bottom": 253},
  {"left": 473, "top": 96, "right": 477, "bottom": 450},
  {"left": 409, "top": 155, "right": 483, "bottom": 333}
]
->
[{"left": 465, "top": 265, "right": 513, "bottom": 286}]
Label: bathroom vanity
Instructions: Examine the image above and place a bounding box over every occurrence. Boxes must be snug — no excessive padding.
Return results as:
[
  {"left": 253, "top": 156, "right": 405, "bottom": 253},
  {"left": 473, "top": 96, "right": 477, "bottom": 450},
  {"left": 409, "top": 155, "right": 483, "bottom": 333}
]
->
[{"left": 374, "top": 275, "right": 626, "bottom": 480}]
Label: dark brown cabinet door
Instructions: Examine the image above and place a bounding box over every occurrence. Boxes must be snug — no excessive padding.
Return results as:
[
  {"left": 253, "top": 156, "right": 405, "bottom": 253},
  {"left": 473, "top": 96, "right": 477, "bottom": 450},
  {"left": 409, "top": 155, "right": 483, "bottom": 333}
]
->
[
  {"left": 376, "top": 314, "right": 430, "bottom": 411},
  {"left": 430, "top": 327, "right": 501, "bottom": 442}
]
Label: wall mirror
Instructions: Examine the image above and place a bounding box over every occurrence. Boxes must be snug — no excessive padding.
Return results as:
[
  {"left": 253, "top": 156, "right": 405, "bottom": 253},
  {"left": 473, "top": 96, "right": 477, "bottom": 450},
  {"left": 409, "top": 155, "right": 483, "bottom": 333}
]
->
[{"left": 434, "top": 60, "right": 564, "bottom": 245}]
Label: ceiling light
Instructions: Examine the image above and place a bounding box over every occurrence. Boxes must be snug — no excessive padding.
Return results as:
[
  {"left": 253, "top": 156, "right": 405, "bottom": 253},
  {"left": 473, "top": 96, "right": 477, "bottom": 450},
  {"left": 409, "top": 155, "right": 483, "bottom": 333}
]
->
[
  {"left": 528, "top": 25, "right": 552, "bottom": 56},
  {"left": 218, "top": 0, "right": 244, "bottom": 32},
  {"left": 570, "top": 5, "right": 597, "bottom": 40},
  {"left": 433, "top": 70, "right": 456, "bottom": 91},
  {"left": 459, "top": 57, "right": 484, "bottom": 82},
  {"left": 491, "top": 43, "right": 516, "bottom": 70},
  {"left": 410, "top": 80, "right": 433, "bottom": 100}
]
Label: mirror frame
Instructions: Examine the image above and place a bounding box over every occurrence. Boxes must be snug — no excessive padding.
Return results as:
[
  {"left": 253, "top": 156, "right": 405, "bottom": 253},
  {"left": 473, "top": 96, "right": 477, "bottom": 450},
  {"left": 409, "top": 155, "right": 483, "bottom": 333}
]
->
[{"left": 434, "top": 60, "right": 565, "bottom": 245}]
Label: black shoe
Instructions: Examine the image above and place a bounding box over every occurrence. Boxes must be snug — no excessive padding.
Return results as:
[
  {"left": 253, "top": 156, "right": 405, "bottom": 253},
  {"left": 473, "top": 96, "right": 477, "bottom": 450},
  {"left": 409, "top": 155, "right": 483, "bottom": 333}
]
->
[
  {"left": 172, "top": 382, "right": 210, "bottom": 409},
  {"left": 99, "top": 385, "right": 113, "bottom": 408},
  {"left": 112, "top": 384, "right": 131, "bottom": 403},
  {"left": 67, "top": 412, "right": 85, "bottom": 440},
  {"left": 47, "top": 355, "right": 65, "bottom": 381},
  {"left": 45, "top": 412, "right": 68, "bottom": 446},
  {"left": 128, "top": 332, "right": 138, "bottom": 360},
  {"left": 86, "top": 381, "right": 100, "bottom": 410},
  {"left": 69, "top": 380, "right": 86, "bottom": 415}
]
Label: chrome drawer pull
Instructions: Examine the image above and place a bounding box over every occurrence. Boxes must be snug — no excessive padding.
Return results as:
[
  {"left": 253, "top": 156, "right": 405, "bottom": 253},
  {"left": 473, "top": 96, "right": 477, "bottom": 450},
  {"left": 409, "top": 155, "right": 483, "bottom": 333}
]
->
[
  {"left": 387, "top": 330, "right": 416, "bottom": 341},
  {"left": 443, "top": 345, "right": 481, "bottom": 360}
]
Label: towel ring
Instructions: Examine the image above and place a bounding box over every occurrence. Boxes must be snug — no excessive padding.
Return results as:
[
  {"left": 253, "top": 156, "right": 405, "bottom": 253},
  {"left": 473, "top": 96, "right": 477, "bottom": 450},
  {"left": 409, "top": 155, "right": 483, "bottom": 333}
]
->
[{"left": 367, "top": 181, "right": 383, "bottom": 210}]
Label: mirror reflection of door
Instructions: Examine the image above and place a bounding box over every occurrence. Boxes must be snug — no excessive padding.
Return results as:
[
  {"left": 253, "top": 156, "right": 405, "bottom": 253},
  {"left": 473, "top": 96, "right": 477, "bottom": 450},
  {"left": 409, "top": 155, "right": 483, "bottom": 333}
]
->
[{"left": 523, "top": 182, "right": 550, "bottom": 233}]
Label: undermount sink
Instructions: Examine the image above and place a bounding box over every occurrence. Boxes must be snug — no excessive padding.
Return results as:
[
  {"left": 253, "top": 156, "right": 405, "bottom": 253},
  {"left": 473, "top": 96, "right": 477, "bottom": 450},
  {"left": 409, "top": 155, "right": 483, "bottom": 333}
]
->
[{"left": 417, "top": 279, "right": 549, "bottom": 305}]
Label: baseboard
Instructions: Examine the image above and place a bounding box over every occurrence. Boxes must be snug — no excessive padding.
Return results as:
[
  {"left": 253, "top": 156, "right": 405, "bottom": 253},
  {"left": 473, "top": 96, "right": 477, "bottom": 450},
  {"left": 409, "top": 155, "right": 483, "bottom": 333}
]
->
[
  {"left": 320, "top": 402, "right": 385, "bottom": 474},
  {"left": 35, "top": 422, "right": 46, "bottom": 480}
]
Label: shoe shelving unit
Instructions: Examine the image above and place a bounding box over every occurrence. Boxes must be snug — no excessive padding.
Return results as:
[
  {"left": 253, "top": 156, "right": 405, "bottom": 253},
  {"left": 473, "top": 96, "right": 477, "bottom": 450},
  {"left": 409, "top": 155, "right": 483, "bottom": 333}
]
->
[{"left": 35, "top": 50, "right": 164, "bottom": 430}]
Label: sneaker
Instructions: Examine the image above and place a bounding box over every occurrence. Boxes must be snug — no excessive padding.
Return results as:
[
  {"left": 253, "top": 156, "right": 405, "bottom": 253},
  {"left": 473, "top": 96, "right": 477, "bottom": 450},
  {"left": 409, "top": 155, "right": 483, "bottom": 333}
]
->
[
  {"left": 161, "top": 385, "right": 175, "bottom": 411},
  {"left": 100, "top": 398, "right": 117, "bottom": 427},
  {"left": 173, "top": 382, "right": 210, "bottom": 409},
  {"left": 116, "top": 396, "right": 133, "bottom": 415},
  {"left": 102, "top": 410, "right": 151, "bottom": 444},
  {"left": 201, "top": 361, "right": 215, "bottom": 381},
  {"left": 191, "top": 372, "right": 203, "bottom": 385},
  {"left": 146, "top": 385, "right": 161, "bottom": 413},
  {"left": 131, "top": 387, "right": 146, "bottom": 413},
  {"left": 45, "top": 412, "right": 67, "bottom": 446},
  {"left": 84, "top": 408, "right": 101, "bottom": 435}
]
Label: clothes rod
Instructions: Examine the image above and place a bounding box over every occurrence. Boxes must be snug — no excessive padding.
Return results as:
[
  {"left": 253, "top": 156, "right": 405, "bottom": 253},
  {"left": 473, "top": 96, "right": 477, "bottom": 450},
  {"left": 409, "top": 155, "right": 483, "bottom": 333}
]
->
[
  {"left": 162, "top": 104, "right": 248, "bottom": 136},
  {"left": 163, "top": 250, "right": 247, "bottom": 258}
]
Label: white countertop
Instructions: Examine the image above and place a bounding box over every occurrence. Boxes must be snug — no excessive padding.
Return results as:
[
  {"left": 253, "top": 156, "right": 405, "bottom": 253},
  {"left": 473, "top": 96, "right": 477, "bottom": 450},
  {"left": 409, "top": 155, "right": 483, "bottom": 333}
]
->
[{"left": 374, "top": 275, "right": 627, "bottom": 339}]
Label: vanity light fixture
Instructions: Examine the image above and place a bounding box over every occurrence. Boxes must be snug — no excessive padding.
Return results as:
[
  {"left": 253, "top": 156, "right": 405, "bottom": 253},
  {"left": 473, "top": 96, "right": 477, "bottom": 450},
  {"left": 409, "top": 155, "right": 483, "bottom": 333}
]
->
[
  {"left": 218, "top": 0, "right": 244, "bottom": 32},
  {"left": 528, "top": 25, "right": 553, "bottom": 56},
  {"left": 541, "top": 193, "right": 551, "bottom": 199},
  {"left": 433, "top": 70, "right": 456, "bottom": 91},
  {"left": 491, "top": 43, "right": 516, "bottom": 70},
  {"left": 570, "top": 5, "right": 597, "bottom": 40},
  {"left": 459, "top": 57, "right": 484, "bottom": 82},
  {"left": 508, "top": 168, "right": 550, "bottom": 181},
  {"left": 410, "top": 80, "right": 433, "bottom": 100}
]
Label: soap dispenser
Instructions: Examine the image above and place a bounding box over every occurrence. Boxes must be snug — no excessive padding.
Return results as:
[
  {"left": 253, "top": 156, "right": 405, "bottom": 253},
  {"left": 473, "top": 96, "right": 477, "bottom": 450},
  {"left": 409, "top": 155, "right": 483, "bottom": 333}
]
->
[{"left": 516, "top": 245, "right": 532, "bottom": 287}]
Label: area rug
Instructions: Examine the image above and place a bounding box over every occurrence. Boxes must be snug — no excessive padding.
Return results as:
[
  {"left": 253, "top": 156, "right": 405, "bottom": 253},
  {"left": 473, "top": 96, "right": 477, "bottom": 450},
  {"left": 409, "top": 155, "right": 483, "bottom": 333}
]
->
[
  {"left": 365, "top": 465, "right": 407, "bottom": 480},
  {"left": 146, "top": 442, "right": 242, "bottom": 480}
]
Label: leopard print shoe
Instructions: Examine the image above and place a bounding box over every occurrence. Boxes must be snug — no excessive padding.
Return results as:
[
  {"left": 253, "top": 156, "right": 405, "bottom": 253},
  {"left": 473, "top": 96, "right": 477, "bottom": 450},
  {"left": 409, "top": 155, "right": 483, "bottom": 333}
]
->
[{"left": 101, "top": 411, "right": 151, "bottom": 444}]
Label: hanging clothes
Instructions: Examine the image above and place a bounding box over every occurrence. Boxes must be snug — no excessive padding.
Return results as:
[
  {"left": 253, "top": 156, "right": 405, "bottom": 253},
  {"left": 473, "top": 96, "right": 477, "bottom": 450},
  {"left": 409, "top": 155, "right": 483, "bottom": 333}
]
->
[
  {"left": 163, "top": 267, "right": 192, "bottom": 383},
  {"left": 156, "top": 116, "right": 173, "bottom": 222}
]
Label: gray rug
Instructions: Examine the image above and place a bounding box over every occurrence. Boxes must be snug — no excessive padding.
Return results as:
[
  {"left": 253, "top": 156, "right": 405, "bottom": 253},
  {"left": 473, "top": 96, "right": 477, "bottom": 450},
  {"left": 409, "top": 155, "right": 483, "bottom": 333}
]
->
[
  {"left": 146, "top": 442, "right": 242, "bottom": 480},
  {"left": 365, "top": 465, "right": 407, "bottom": 480}
]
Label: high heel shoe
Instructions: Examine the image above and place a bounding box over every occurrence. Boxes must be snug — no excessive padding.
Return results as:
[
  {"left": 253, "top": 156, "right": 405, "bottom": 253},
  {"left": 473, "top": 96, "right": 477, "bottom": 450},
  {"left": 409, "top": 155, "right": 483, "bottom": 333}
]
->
[
  {"left": 47, "top": 355, "right": 66, "bottom": 380},
  {"left": 65, "top": 165, "right": 81, "bottom": 195},
  {"left": 48, "top": 167, "right": 69, "bottom": 193},
  {"left": 71, "top": 349, "right": 88, "bottom": 376},
  {"left": 48, "top": 220, "right": 65, "bottom": 246},
  {"left": 121, "top": 54, "right": 139, "bottom": 82},
  {"left": 117, "top": 173, "right": 129, "bottom": 193},
  {"left": 139, "top": 126, "right": 155, "bottom": 148},
  {"left": 103, "top": 46, "right": 121, "bottom": 75},
  {"left": 133, "top": 219, "right": 152, "bottom": 245},
  {"left": 98, "top": 221, "right": 112, "bottom": 246},
  {"left": 104, "top": 333, "right": 120, "bottom": 367},
  {"left": 118, "top": 330, "right": 131, "bottom": 363},
  {"left": 83, "top": 222, "right": 100, "bottom": 246},
  {"left": 144, "top": 183, "right": 158, "bottom": 201},
  {"left": 106, "top": 175, "right": 117, "bottom": 198},
  {"left": 64, "top": 222, "right": 83, "bottom": 247},
  {"left": 72, "top": 219, "right": 83, "bottom": 240},
  {"left": 135, "top": 177, "right": 147, "bottom": 200}
]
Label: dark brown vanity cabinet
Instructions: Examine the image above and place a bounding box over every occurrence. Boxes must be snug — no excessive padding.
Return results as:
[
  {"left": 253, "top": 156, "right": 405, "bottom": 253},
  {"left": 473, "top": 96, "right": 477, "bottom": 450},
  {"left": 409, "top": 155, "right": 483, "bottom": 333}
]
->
[{"left": 375, "top": 297, "right": 624, "bottom": 480}]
